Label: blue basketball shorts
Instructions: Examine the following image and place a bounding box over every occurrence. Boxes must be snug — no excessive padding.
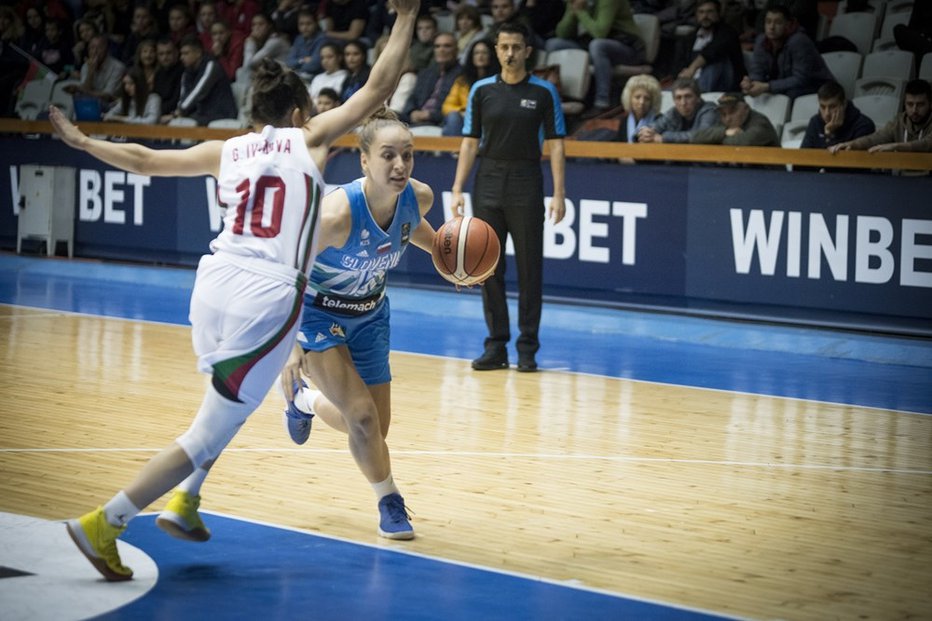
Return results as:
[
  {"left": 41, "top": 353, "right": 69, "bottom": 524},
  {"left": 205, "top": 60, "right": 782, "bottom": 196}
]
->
[{"left": 297, "top": 296, "right": 391, "bottom": 385}]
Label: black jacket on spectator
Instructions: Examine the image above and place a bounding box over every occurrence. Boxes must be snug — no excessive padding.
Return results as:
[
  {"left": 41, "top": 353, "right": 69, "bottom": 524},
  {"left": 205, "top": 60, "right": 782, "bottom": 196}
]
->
[
  {"left": 801, "top": 101, "right": 875, "bottom": 149},
  {"left": 675, "top": 22, "right": 746, "bottom": 92},
  {"left": 177, "top": 54, "right": 237, "bottom": 125},
  {"left": 402, "top": 61, "right": 462, "bottom": 125},
  {"left": 153, "top": 61, "right": 183, "bottom": 116}
]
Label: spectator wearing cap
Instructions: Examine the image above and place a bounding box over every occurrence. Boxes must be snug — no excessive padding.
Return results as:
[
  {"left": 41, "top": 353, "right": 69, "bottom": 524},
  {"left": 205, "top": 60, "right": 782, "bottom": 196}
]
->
[
  {"left": 639, "top": 77, "right": 719, "bottom": 143},
  {"left": 801, "top": 80, "right": 874, "bottom": 150},
  {"left": 741, "top": 5, "right": 833, "bottom": 99},
  {"left": 690, "top": 92, "right": 779, "bottom": 146}
]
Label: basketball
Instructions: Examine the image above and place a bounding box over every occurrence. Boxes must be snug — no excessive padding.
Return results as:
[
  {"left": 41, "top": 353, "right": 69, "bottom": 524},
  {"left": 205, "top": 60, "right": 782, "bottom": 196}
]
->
[{"left": 431, "top": 216, "right": 500, "bottom": 287}]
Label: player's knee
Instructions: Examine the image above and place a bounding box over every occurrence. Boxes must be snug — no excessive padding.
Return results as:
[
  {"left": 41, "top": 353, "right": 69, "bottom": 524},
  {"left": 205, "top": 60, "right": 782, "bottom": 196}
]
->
[{"left": 343, "top": 402, "right": 381, "bottom": 441}]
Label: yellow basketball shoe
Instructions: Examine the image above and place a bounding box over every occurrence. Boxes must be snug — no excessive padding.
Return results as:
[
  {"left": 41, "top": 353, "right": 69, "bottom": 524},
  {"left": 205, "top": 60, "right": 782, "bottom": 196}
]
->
[
  {"left": 66, "top": 506, "right": 133, "bottom": 581},
  {"left": 156, "top": 490, "right": 211, "bottom": 542}
]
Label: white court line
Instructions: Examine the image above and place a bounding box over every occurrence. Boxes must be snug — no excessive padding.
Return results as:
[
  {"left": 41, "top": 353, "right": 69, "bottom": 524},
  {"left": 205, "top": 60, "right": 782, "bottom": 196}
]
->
[
  {"left": 2, "top": 447, "right": 929, "bottom": 475},
  {"left": 191, "top": 509, "right": 751, "bottom": 621}
]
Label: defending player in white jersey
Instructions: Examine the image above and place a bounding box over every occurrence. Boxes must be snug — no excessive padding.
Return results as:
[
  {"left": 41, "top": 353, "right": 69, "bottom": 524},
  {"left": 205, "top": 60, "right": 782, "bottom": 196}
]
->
[
  {"left": 279, "top": 108, "right": 436, "bottom": 540},
  {"left": 48, "top": 0, "right": 421, "bottom": 583}
]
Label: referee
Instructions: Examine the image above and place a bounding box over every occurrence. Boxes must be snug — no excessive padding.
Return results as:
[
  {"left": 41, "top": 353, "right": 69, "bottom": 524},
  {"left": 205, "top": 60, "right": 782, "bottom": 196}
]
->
[{"left": 450, "top": 21, "right": 567, "bottom": 373}]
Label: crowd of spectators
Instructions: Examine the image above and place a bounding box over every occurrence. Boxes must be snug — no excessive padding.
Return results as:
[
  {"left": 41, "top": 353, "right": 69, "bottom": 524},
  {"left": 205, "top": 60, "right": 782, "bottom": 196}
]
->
[{"left": 1, "top": 0, "right": 929, "bottom": 152}]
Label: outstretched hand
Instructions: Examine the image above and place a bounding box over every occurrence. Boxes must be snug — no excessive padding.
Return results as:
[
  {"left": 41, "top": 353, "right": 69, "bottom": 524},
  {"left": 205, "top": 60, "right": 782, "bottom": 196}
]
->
[
  {"left": 48, "top": 105, "right": 89, "bottom": 151},
  {"left": 388, "top": 0, "right": 420, "bottom": 15}
]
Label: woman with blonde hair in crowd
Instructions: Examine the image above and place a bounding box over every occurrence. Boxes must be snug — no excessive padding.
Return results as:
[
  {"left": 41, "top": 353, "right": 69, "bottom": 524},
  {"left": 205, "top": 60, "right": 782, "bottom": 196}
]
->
[{"left": 619, "top": 73, "right": 661, "bottom": 142}]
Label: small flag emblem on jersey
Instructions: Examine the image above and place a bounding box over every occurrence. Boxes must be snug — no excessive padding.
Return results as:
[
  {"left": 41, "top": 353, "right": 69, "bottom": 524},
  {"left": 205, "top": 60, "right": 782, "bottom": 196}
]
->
[{"left": 377, "top": 241, "right": 392, "bottom": 254}]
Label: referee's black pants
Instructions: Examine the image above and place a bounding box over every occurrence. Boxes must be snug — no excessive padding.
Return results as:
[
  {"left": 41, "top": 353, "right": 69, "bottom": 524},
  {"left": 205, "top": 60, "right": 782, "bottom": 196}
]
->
[{"left": 473, "top": 158, "right": 544, "bottom": 357}]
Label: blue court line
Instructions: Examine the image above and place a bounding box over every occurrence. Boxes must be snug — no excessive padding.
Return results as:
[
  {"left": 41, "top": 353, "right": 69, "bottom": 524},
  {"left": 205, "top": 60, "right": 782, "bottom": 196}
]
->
[
  {"left": 94, "top": 513, "right": 737, "bottom": 621},
  {"left": 2, "top": 254, "right": 930, "bottom": 413}
]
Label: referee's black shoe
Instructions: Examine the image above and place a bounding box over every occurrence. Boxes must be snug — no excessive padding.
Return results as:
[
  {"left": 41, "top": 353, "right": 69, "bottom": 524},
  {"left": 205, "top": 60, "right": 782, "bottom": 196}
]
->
[
  {"left": 516, "top": 353, "right": 538, "bottom": 373},
  {"left": 472, "top": 347, "right": 508, "bottom": 371}
]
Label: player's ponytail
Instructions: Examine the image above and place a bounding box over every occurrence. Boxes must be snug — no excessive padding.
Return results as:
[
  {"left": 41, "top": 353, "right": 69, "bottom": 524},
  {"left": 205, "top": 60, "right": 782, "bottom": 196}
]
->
[{"left": 250, "top": 59, "right": 311, "bottom": 127}]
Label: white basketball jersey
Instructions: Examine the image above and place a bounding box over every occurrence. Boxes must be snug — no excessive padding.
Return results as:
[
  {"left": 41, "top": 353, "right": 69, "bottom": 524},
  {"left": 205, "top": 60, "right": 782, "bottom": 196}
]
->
[{"left": 213, "top": 125, "right": 324, "bottom": 276}]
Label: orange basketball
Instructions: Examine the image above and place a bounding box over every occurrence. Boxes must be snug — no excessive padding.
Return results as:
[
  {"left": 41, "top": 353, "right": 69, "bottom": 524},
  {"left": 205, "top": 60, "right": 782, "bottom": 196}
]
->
[{"left": 431, "top": 216, "right": 501, "bottom": 287}]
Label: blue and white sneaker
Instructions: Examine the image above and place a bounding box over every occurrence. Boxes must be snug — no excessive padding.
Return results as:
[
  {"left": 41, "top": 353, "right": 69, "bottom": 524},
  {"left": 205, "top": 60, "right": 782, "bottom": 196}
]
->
[
  {"left": 283, "top": 381, "right": 315, "bottom": 445},
  {"left": 377, "top": 493, "right": 414, "bottom": 540}
]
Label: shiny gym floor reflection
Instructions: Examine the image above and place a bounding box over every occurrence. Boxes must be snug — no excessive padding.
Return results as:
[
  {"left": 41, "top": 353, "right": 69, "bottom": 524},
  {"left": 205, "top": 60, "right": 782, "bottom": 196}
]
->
[{"left": 1, "top": 255, "right": 930, "bottom": 621}]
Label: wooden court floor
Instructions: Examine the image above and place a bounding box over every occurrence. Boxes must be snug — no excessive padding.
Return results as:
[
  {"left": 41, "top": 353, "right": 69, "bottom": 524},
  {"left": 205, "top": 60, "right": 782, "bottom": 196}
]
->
[{"left": 1, "top": 302, "right": 930, "bottom": 620}]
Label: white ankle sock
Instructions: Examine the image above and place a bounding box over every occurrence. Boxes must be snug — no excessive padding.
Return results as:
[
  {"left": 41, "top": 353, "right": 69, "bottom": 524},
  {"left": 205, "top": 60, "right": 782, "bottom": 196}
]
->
[
  {"left": 372, "top": 475, "right": 400, "bottom": 500},
  {"left": 176, "top": 467, "right": 209, "bottom": 497},
  {"left": 103, "top": 491, "right": 140, "bottom": 527}
]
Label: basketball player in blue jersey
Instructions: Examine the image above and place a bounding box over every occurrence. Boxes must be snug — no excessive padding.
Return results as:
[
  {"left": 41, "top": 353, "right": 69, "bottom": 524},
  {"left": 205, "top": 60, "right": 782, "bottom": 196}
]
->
[
  {"left": 279, "top": 108, "right": 436, "bottom": 540},
  {"left": 48, "top": 0, "right": 421, "bottom": 583}
]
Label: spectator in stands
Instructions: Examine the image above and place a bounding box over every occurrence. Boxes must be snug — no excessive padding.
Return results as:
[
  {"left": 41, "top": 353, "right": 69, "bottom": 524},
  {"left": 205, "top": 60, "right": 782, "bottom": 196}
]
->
[
  {"left": 320, "top": 0, "right": 369, "bottom": 44},
  {"left": 547, "top": 0, "right": 646, "bottom": 115},
  {"left": 38, "top": 17, "right": 75, "bottom": 76},
  {"left": 486, "top": 0, "right": 543, "bottom": 49},
  {"left": 401, "top": 31, "right": 461, "bottom": 126},
  {"left": 241, "top": 13, "right": 290, "bottom": 82},
  {"left": 519, "top": 0, "right": 565, "bottom": 40},
  {"left": 172, "top": 34, "right": 238, "bottom": 125},
  {"left": 618, "top": 73, "right": 661, "bottom": 141},
  {"left": 829, "top": 80, "right": 932, "bottom": 153},
  {"left": 801, "top": 80, "right": 874, "bottom": 150},
  {"left": 340, "top": 39, "right": 370, "bottom": 101},
  {"left": 103, "top": 68, "right": 161, "bottom": 124},
  {"left": 20, "top": 6, "right": 45, "bottom": 57},
  {"left": 674, "top": 0, "right": 745, "bottom": 93},
  {"left": 270, "top": 0, "right": 302, "bottom": 40},
  {"left": 167, "top": 3, "right": 197, "bottom": 46},
  {"left": 741, "top": 5, "right": 833, "bottom": 99},
  {"left": 209, "top": 19, "right": 245, "bottom": 82},
  {"left": 65, "top": 34, "right": 126, "bottom": 107},
  {"left": 286, "top": 7, "right": 325, "bottom": 79},
  {"left": 639, "top": 77, "right": 718, "bottom": 143},
  {"left": 109, "top": 0, "right": 136, "bottom": 52},
  {"left": 442, "top": 38, "right": 499, "bottom": 135},
  {"left": 218, "top": 0, "right": 261, "bottom": 38},
  {"left": 691, "top": 91, "right": 779, "bottom": 145},
  {"left": 132, "top": 38, "right": 159, "bottom": 92},
  {"left": 197, "top": 1, "right": 219, "bottom": 49},
  {"left": 154, "top": 37, "right": 183, "bottom": 122},
  {"left": 314, "top": 86, "right": 340, "bottom": 113},
  {"left": 0, "top": 6, "right": 27, "bottom": 117},
  {"left": 72, "top": 17, "right": 100, "bottom": 76},
  {"left": 408, "top": 14, "right": 438, "bottom": 73},
  {"left": 454, "top": 5, "right": 485, "bottom": 62},
  {"left": 308, "top": 42, "right": 348, "bottom": 99},
  {"left": 893, "top": 1, "right": 932, "bottom": 64},
  {"left": 121, "top": 5, "right": 159, "bottom": 66}
]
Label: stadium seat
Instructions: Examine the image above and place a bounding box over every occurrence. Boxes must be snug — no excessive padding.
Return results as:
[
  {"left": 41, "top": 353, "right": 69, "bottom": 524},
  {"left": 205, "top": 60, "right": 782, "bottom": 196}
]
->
[
  {"left": 851, "top": 93, "right": 900, "bottom": 127},
  {"left": 49, "top": 80, "right": 81, "bottom": 120},
  {"left": 781, "top": 120, "right": 808, "bottom": 149},
  {"left": 409, "top": 125, "right": 443, "bottom": 137},
  {"left": 434, "top": 12, "right": 454, "bottom": 35},
  {"left": 790, "top": 93, "right": 819, "bottom": 122},
  {"left": 547, "top": 48, "right": 591, "bottom": 115},
  {"left": 15, "top": 80, "right": 54, "bottom": 120},
  {"left": 700, "top": 91, "right": 723, "bottom": 104},
  {"left": 821, "top": 51, "right": 863, "bottom": 100},
  {"left": 862, "top": 49, "right": 915, "bottom": 80},
  {"left": 207, "top": 118, "right": 244, "bottom": 129},
  {"left": 880, "top": 1, "right": 912, "bottom": 41},
  {"left": 920, "top": 53, "right": 932, "bottom": 81},
  {"left": 854, "top": 76, "right": 906, "bottom": 103},
  {"left": 168, "top": 116, "right": 198, "bottom": 145},
  {"left": 660, "top": 89, "right": 674, "bottom": 113},
  {"left": 612, "top": 13, "right": 660, "bottom": 78},
  {"left": 747, "top": 93, "right": 790, "bottom": 137},
  {"left": 871, "top": 37, "right": 898, "bottom": 52},
  {"left": 829, "top": 12, "right": 878, "bottom": 55}
]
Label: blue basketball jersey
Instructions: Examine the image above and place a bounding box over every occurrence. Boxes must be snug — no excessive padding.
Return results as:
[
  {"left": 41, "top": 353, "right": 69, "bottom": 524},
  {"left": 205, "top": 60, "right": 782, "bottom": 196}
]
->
[{"left": 308, "top": 178, "right": 421, "bottom": 302}]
